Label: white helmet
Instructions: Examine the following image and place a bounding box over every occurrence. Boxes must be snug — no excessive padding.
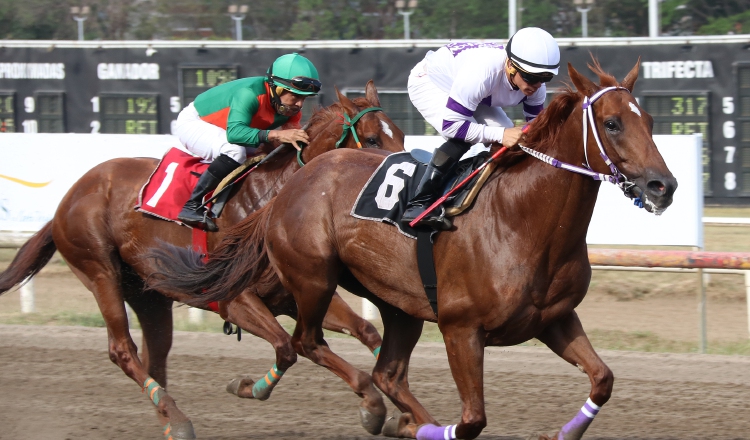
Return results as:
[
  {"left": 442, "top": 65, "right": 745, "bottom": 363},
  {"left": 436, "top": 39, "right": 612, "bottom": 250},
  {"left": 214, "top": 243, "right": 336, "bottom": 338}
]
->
[{"left": 506, "top": 27, "right": 560, "bottom": 75}]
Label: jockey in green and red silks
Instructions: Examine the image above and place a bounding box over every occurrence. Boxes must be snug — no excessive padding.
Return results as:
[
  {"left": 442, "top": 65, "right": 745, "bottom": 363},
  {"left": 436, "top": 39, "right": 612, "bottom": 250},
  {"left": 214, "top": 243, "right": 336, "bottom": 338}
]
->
[{"left": 174, "top": 53, "right": 322, "bottom": 232}]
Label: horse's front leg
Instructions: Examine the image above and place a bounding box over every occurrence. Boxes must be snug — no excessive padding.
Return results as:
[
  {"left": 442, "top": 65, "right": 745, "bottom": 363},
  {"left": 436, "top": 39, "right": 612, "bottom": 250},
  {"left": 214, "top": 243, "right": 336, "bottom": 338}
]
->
[
  {"left": 412, "top": 323, "right": 487, "bottom": 440},
  {"left": 535, "top": 310, "right": 614, "bottom": 440},
  {"left": 220, "top": 289, "right": 297, "bottom": 401}
]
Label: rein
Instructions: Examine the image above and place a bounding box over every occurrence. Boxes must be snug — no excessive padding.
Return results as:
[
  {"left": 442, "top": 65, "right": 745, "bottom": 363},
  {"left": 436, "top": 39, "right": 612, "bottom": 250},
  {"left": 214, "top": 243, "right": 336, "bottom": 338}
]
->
[
  {"left": 297, "top": 106, "right": 383, "bottom": 167},
  {"left": 520, "top": 86, "right": 649, "bottom": 209}
]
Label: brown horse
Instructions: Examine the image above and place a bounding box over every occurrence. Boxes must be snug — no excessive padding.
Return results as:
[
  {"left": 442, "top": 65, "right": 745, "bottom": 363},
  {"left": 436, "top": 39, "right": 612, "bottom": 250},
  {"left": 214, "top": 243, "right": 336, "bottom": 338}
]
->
[
  {"left": 0, "top": 81, "right": 404, "bottom": 439},
  {"left": 146, "top": 59, "right": 677, "bottom": 439}
]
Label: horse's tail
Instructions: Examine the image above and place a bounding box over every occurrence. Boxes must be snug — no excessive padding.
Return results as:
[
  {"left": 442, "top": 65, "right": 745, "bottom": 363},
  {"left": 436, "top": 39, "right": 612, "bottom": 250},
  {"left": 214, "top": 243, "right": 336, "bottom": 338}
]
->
[
  {"left": 0, "top": 222, "right": 57, "bottom": 294},
  {"left": 145, "top": 203, "right": 275, "bottom": 307}
]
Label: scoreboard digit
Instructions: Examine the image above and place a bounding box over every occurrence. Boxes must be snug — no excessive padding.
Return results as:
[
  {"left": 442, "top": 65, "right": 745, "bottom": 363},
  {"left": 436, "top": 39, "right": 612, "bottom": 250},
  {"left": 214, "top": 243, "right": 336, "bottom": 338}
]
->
[
  {"left": 179, "top": 65, "right": 239, "bottom": 107},
  {"left": 0, "top": 91, "right": 16, "bottom": 133},
  {"left": 641, "top": 92, "right": 711, "bottom": 194},
  {"left": 99, "top": 93, "right": 159, "bottom": 134}
]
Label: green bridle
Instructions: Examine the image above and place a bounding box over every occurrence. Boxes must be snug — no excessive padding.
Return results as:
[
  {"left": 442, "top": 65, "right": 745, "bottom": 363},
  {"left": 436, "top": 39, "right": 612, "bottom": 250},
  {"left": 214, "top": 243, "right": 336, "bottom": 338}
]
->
[{"left": 297, "top": 106, "right": 383, "bottom": 167}]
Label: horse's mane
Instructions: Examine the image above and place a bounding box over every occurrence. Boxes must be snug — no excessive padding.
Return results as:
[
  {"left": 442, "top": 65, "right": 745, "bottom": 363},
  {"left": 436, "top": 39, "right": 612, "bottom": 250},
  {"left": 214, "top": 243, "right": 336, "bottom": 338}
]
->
[
  {"left": 495, "top": 57, "right": 619, "bottom": 167},
  {"left": 305, "top": 97, "right": 374, "bottom": 133}
]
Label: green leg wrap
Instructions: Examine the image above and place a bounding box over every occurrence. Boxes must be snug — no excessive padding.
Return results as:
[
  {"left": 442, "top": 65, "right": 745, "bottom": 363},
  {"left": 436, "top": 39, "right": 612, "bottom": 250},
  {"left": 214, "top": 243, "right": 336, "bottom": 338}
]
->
[
  {"left": 144, "top": 377, "right": 164, "bottom": 407},
  {"left": 251, "top": 364, "right": 285, "bottom": 400},
  {"left": 163, "top": 422, "right": 173, "bottom": 440},
  {"left": 372, "top": 346, "right": 381, "bottom": 359}
]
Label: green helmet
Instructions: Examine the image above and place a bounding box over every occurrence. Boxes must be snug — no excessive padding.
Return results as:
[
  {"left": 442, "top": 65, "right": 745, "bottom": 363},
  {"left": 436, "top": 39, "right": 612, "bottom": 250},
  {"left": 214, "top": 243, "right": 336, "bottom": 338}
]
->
[{"left": 267, "top": 53, "right": 322, "bottom": 96}]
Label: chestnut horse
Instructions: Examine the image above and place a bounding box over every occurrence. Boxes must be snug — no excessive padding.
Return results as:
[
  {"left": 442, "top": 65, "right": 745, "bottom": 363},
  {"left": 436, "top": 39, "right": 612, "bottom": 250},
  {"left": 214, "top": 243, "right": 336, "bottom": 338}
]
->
[
  {"left": 0, "top": 82, "right": 403, "bottom": 439},
  {"left": 147, "top": 59, "right": 678, "bottom": 439}
]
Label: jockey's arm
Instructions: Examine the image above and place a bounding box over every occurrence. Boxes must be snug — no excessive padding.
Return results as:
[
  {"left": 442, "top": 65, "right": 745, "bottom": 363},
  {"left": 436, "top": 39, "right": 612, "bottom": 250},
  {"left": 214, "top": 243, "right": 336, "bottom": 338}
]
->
[
  {"left": 441, "top": 64, "right": 508, "bottom": 146},
  {"left": 225, "top": 88, "right": 266, "bottom": 147},
  {"left": 502, "top": 87, "right": 546, "bottom": 147},
  {"left": 267, "top": 113, "right": 308, "bottom": 151}
]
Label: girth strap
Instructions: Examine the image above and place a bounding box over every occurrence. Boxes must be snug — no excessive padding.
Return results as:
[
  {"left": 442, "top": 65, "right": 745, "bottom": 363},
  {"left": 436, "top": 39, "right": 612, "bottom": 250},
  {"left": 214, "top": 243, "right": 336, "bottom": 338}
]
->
[{"left": 416, "top": 230, "right": 439, "bottom": 317}]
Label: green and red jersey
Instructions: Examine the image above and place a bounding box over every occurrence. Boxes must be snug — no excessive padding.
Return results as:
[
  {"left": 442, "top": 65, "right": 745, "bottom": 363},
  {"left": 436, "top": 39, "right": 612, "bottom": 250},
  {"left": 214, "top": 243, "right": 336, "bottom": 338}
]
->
[{"left": 192, "top": 76, "right": 301, "bottom": 147}]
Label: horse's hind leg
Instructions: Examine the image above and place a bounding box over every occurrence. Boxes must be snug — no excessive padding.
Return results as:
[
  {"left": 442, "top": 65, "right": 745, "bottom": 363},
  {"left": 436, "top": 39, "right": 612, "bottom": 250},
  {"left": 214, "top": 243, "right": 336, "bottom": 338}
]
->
[
  {"left": 64, "top": 261, "right": 196, "bottom": 439},
  {"left": 281, "top": 272, "right": 387, "bottom": 434},
  {"left": 321, "top": 292, "right": 382, "bottom": 358},
  {"left": 534, "top": 310, "right": 613, "bottom": 440},
  {"left": 220, "top": 289, "right": 298, "bottom": 400},
  {"left": 126, "top": 290, "right": 196, "bottom": 439}
]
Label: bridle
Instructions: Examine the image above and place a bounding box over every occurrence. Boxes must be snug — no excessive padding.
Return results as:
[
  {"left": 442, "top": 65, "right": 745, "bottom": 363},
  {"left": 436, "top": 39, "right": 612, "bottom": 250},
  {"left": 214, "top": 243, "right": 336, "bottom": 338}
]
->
[
  {"left": 297, "top": 106, "right": 382, "bottom": 166},
  {"left": 520, "top": 86, "right": 655, "bottom": 211}
]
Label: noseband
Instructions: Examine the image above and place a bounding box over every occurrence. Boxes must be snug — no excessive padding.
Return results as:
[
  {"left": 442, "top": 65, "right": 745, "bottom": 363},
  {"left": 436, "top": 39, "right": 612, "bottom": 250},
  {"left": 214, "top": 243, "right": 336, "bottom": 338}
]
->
[
  {"left": 296, "top": 106, "right": 383, "bottom": 167},
  {"left": 520, "top": 86, "right": 650, "bottom": 210}
]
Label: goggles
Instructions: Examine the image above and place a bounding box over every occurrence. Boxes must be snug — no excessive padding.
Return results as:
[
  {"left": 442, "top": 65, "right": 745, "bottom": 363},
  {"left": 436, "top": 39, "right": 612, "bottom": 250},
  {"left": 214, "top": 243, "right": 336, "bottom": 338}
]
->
[
  {"left": 272, "top": 76, "right": 322, "bottom": 94},
  {"left": 512, "top": 62, "right": 554, "bottom": 85}
]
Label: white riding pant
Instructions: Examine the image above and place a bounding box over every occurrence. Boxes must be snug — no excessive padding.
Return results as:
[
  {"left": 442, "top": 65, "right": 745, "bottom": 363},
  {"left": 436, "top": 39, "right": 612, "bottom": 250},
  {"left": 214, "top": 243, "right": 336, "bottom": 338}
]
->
[
  {"left": 407, "top": 59, "right": 513, "bottom": 140},
  {"left": 174, "top": 102, "right": 252, "bottom": 163}
]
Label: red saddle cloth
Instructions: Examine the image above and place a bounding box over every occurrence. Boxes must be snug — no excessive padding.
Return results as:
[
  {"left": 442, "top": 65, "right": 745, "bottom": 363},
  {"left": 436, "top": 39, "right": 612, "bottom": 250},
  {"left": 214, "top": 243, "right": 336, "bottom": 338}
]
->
[
  {"left": 135, "top": 147, "right": 219, "bottom": 312},
  {"left": 135, "top": 147, "right": 210, "bottom": 223}
]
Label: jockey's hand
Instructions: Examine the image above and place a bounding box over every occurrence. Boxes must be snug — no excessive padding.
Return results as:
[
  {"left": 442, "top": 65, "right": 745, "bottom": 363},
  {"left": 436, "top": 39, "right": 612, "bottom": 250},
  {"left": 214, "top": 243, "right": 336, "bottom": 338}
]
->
[
  {"left": 501, "top": 127, "right": 523, "bottom": 148},
  {"left": 268, "top": 129, "right": 310, "bottom": 151}
]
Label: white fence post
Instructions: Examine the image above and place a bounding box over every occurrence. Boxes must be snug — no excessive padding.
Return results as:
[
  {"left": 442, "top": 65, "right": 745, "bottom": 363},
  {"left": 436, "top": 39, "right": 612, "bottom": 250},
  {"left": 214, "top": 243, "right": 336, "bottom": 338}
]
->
[
  {"left": 125, "top": 303, "right": 135, "bottom": 327},
  {"left": 362, "top": 299, "right": 379, "bottom": 320},
  {"left": 19, "top": 277, "right": 35, "bottom": 313},
  {"left": 697, "top": 268, "right": 706, "bottom": 353}
]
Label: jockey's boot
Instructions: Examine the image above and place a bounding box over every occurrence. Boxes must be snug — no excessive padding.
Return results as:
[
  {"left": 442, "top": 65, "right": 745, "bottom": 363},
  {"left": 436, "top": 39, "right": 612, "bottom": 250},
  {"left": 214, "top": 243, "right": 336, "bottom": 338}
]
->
[
  {"left": 401, "top": 158, "right": 459, "bottom": 231},
  {"left": 177, "top": 154, "right": 241, "bottom": 232}
]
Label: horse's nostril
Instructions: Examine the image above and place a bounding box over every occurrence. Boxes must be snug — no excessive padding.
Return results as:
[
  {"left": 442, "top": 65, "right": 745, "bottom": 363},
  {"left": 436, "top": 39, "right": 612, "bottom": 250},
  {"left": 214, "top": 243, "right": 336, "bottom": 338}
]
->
[{"left": 647, "top": 181, "right": 666, "bottom": 196}]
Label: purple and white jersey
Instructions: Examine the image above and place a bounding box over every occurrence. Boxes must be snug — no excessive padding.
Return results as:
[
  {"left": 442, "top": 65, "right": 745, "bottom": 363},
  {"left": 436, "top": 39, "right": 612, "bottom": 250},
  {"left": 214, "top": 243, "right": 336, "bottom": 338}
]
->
[{"left": 424, "top": 43, "right": 546, "bottom": 144}]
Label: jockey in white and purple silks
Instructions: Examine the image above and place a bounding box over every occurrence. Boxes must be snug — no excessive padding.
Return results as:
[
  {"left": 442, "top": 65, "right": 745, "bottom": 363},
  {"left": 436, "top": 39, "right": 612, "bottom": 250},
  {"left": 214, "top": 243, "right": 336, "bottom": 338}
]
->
[{"left": 402, "top": 27, "right": 560, "bottom": 231}]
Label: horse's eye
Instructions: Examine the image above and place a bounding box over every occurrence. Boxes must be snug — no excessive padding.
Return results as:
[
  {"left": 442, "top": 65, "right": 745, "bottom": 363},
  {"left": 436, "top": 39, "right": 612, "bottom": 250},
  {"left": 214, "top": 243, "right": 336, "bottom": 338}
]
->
[
  {"left": 605, "top": 120, "right": 619, "bottom": 131},
  {"left": 366, "top": 137, "right": 379, "bottom": 147}
]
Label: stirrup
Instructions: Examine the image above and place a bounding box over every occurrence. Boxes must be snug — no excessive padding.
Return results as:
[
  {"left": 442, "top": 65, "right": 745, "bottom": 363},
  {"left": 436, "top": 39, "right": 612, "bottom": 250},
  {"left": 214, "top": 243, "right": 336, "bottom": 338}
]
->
[
  {"left": 402, "top": 205, "right": 452, "bottom": 231},
  {"left": 178, "top": 210, "right": 218, "bottom": 232}
]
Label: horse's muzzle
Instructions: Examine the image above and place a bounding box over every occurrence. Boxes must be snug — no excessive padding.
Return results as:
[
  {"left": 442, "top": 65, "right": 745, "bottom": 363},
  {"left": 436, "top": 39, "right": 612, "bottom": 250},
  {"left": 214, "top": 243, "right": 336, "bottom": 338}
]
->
[{"left": 635, "top": 173, "right": 678, "bottom": 215}]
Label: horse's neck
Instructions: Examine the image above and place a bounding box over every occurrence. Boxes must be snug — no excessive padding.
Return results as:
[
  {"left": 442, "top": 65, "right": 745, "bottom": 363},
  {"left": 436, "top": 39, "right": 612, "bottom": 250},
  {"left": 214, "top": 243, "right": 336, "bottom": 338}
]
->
[
  {"left": 230, "top": 154, "right": 299, "bottom": 215},
  {"left": 482, "top": 112, "right": 603, "bottom": 248}
]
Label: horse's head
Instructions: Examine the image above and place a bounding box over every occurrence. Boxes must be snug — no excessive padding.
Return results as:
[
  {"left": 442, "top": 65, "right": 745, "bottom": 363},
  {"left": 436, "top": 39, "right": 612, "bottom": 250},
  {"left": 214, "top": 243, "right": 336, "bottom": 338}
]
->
[
  {"left": 301, "top": 80, "right": 404, "bottom": 165},
  {"left": 334, "top": 80, "right": 405, "bottom": 152},
  {"left": 569, "top": 58, "right": 678, "bottom": 214}
]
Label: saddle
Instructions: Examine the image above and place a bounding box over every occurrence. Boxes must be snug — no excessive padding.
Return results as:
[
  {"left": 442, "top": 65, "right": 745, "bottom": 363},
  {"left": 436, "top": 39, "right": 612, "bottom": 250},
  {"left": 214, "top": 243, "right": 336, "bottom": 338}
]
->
[
  {"left": 351, "top": 148, "right": 500, "bottom": 317},
  {"left": 135, "top": 147, "right": 264, "bottom": 225},
  {"left": 351, "top": 149, "right": 498, "bottom": 239}
]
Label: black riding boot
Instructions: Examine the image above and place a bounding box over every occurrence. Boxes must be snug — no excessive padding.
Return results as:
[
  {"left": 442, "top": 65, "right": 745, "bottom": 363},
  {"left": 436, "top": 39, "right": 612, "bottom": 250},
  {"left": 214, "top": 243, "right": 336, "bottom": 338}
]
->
[
  {"left": 177, "top": 154, "right": 241, "bottom": 232},
  {"left": 401, "top": 139, "right": 470, "bottom": 230}
]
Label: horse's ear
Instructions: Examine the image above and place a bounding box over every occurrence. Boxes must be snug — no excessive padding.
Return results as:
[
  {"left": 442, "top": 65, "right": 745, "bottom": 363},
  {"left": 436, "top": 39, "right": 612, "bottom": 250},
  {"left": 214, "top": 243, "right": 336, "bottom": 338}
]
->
[
  {"left": 335, "top": 86, "right": 358, "bottom": 117},
  {"left": 621, "top": 57, "right": 641, "bottom": 93},
  {"left": 364, "top": 80, "right": 382, "bottom": 107},
  {"left": 568, "top": 62, "right": 598, "bottom": 96}
]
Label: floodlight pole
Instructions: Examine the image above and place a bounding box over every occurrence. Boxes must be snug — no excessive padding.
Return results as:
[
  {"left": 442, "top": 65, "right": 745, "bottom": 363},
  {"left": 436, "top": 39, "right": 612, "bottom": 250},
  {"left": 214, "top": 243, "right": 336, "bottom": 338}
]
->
[
  {"left": 396, "top": 0, "right": 418, "bottom": 40},
  {"left": 577, "top": 7, "right": 592, "bottom": 37},
  {"left": 228, "top": 5, "right": 248, "bottom": 41},
  {"left": 70, "top": 6, "right": 90, "bottom": 41}
]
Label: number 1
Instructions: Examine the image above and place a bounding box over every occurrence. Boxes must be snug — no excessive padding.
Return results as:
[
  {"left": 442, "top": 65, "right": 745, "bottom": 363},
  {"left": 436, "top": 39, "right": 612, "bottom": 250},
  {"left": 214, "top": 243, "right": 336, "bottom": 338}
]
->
[{"left": 146, "top": 162, "right": 179, "bottom": 207}]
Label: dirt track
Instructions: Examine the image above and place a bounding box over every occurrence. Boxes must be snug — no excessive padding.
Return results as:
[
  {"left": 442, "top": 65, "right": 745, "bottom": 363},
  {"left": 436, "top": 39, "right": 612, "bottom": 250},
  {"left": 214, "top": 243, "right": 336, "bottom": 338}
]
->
[{"left": 1, "top": 324, "right": 749, "bottom": 440}]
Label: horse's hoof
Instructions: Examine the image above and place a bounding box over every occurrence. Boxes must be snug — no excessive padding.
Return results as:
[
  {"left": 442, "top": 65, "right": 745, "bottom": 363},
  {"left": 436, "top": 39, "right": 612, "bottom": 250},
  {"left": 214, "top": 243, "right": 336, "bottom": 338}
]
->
[
  {"left": 382, "top": 410, "right": 416, "bottom": 438},
  {"left": 170, "top": 420, "right": 197, "bottom": 439},
  {"left": 226, "top": 375, "right": 256, "bottom": 399},
  {"left": 359, "top": 404, "right": 386, "bottom": 435}
]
